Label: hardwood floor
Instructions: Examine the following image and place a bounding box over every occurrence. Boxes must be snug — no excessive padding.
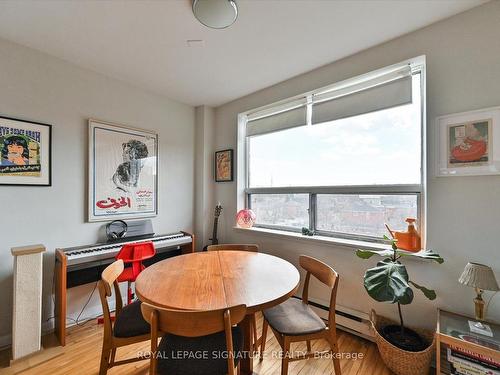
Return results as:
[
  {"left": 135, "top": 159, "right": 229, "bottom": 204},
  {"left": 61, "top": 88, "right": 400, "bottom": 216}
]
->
[{"left": 1, "top": 314, "right": 392, "bottom": 375}]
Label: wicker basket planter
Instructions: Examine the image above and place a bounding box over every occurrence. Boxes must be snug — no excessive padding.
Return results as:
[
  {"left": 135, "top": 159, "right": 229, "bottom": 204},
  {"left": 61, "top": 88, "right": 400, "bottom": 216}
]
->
[{"left": 370, "top": 310, "right": 435, "bottom": 375}]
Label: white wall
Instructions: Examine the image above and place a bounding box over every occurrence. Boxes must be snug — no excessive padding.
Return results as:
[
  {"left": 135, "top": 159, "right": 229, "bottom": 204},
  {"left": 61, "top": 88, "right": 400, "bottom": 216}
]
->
[
  {"left": 0, "top": 37, "right": 195, "bottom": 344},
  {"left": 213, "top": 2, "right": 500, "bottom": 329},
  {"left": 194, "top": 106, "right": 215, "bottom": 250}
]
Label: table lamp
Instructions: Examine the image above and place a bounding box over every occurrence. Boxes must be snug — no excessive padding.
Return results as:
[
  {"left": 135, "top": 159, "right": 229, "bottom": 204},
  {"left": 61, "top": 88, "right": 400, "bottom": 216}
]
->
[{"left": 459, "top": 262, "right": 499, "bottom": 321}]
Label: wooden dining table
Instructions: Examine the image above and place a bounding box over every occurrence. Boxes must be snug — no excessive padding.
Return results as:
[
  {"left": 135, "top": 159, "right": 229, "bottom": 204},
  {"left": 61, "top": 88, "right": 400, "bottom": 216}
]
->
[{"left": 135, "top": 250, "right": 300, "bottom": 375}]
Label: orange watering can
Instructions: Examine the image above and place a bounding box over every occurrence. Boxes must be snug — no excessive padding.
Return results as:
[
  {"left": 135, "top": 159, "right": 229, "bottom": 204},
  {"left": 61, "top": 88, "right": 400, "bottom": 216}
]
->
[{"left": 385, "top": 218, "right": 421, "bottom": 252}]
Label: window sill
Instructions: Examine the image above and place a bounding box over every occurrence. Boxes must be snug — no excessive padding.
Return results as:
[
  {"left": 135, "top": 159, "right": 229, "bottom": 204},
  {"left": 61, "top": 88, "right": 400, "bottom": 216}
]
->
[{"left": 232, "top": 226, "right": 392, "bottom": 251}]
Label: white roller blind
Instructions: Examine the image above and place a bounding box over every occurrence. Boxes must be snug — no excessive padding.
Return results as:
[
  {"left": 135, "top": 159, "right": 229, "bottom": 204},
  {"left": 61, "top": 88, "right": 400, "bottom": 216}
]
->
[
  {"left": 312, "top": 66, "right": 413, "bottom": 125},
  {"left": 246, "top": 103, "right": 307, "bottom": 137}
]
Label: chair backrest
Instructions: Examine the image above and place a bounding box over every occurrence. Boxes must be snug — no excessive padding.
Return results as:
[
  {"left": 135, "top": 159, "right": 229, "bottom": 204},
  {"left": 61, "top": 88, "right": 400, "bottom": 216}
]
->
[
  {"left": 299, "top": 255, "right": 339, "bottom": 327},
  {"left": 141, "top": 303, "right": 246, "bottom": 375},
  {"left": 116, "top": 241, "right": 156, "bottom": 277},
  {"left": 207, "top": 244, "right": 259, "bottom": 252},
  {"left": 98, "top": 260, "right": 125, "bottom": 338}
]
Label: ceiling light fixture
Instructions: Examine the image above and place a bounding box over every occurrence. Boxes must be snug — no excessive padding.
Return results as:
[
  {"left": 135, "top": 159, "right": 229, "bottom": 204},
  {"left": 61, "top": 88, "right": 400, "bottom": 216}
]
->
[{"left": 192, "top": 0, "right": 238, "bottom": 29}]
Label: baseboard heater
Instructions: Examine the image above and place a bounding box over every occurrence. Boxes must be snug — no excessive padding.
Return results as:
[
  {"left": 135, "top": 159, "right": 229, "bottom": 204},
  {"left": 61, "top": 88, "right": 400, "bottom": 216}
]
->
[{"left": 292, "top": 296, "right": 374, "bottom": 341}]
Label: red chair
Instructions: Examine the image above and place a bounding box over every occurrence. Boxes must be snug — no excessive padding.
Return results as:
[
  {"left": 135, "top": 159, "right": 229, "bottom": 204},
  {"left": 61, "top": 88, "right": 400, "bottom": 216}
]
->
[{"left": 115, "top": 241, "right": 156, "bottom": 304}]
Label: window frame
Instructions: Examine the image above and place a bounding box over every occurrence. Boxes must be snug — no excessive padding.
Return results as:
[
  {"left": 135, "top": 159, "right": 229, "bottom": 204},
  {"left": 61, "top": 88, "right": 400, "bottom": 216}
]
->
[
  {"left": 238, "top": 56, "right": 427, "bottom": 246},
  {"left": 247, "top": 191, "right": 421, "bottom": 244}
]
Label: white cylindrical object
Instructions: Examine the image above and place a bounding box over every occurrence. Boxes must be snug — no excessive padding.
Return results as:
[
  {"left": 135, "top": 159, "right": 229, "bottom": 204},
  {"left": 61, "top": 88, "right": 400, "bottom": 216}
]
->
[{"left": 11, "top": 244, "right": 46, "bottom": 360}]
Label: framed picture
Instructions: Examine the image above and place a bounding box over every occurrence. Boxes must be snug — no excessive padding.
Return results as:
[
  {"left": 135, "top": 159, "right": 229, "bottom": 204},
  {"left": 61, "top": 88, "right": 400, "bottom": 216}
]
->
[
  {"left": 436, "top": 106, "right": 500, "bottom": 176},
  {"left": 0, "top": 116, "right": 51, "bottom": 186},
  {"left": 215, "top": 149, "right": 233, "bottom": 182},
  {"left": 88, "top": 119, "right": 158, "bottom": 222}
]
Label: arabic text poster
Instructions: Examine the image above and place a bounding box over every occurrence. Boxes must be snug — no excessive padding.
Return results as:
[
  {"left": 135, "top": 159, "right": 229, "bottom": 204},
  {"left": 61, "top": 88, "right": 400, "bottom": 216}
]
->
[
  {"left": 0, "top": 116, "right": 51, "bottom": 186},
  {"left": 88, "top": 119, "right": 158, "bottom": 222}
]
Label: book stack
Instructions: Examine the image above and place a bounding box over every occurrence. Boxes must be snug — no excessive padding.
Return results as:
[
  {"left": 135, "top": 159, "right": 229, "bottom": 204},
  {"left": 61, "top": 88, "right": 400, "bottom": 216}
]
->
[{"left": 447, "top": 346, "right": 500, "bottom": 375}]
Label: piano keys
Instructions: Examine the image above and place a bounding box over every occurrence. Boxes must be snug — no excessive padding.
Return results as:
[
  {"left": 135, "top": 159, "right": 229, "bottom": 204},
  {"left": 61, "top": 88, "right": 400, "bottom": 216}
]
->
[
  {"left": 54, "top": 230, "right": 194, "bottom": 346},
  {"left": 64, "top": 232, "right": 191, "bottom": 268}
]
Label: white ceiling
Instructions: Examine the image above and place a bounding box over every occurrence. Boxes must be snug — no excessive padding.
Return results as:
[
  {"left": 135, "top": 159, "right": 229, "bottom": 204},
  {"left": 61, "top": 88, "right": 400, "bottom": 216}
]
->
[{"left": 0, "top": 0, "right": 487, "bottom": 107}]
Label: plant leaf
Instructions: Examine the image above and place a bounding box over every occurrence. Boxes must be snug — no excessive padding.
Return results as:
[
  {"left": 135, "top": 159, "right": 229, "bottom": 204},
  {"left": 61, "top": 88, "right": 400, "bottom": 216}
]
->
[
  {"left": 356, "top": 249, "right": 393, "bottom": 259},
  {"left": 363, "top": 259, "right": 412, "bottom": 304},
  {"left": 409, "top": 281, "right": 437, "bottom": 300},
  {"left": 397, "top": 249, "right": 444, "bottom": 264},
  {"left": 398, "top": 287, "right": 414, "bottom": 305}
]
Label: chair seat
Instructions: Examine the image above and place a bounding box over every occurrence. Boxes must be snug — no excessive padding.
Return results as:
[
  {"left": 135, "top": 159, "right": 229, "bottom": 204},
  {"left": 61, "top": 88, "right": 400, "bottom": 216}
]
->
[
  {"left": 117, "top": 265, "right": 145, "bottom": 282},
  {"left": 263, "top": 298, "right": 326, "bottom": 336},
  {"left": 113, "top": 300, "right": 150, "bottom": 338},
  {"left": 156, "top": 326, "right": 243, "bottom": 375}
]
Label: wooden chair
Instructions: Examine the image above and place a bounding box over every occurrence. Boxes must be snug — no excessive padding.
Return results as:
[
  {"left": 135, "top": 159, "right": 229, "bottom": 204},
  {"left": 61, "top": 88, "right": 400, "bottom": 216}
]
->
[
  {"left": 97, "top": 260, "right": 150, "bottom": 375},
  {"left": 207, "top": 243, "right": 260, "bottom": 352},
  {"left": 260, "top": 255, "right": 341, "bottom": 375},
  {"left": 206, "top": 244, "right": 260, "bottom": 252},
  {"left": 141, "top": 303, "right": 247, "bottom": 375}
]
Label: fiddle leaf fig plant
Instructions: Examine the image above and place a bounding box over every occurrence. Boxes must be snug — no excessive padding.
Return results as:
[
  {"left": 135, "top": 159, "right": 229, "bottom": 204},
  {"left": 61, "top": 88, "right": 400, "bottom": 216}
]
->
[{"left": 356, "top": 235, "right": 443, "bottom": 332}]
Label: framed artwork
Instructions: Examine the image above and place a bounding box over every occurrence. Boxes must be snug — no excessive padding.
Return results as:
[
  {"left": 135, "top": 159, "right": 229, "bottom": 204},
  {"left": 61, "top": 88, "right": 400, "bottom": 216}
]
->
[
  {"left": 215, "top": 149, "right": 233, "bottom": 182},
  {"left": 0, "top": 116, "right": 51, "bottom": 186},
  {"left": 88, "top": 119, "right": 158, "bottom": 222},
  {"left": 436, "top": 106, "right": 500, "bottom": 176}
]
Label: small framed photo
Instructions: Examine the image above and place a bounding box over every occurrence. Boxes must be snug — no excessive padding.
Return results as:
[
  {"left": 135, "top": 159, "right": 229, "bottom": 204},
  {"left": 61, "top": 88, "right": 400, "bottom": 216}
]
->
[
  {"left": 215, "top": 149, "right": 233, "bottom": 182},
  {"left": 436, "top": 106, "right": 500, "bottom": 176},
  {"left": 88, "top": 119, "right": 158, "bottom": 222},
  {"left": 0, "top": 116, "right": 52, "bottom": 186}
]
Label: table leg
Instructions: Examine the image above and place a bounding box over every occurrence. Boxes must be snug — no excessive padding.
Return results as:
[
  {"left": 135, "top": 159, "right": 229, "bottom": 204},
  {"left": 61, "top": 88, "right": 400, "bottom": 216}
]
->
[{"left": 240, "top": 314, "right": 254, "bottom": 375}]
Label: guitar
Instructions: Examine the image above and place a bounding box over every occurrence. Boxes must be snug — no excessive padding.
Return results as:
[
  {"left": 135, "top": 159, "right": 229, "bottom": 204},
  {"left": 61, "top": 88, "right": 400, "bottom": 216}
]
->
[{"left": 203, "top": 203, "right": 223, "bottom": 251}]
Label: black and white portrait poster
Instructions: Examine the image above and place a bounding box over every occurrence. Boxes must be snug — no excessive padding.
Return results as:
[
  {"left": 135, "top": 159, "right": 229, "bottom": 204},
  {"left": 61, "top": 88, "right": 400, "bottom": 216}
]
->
[{"left": 88, "top": 119, "right": 158, "bottom": 222}]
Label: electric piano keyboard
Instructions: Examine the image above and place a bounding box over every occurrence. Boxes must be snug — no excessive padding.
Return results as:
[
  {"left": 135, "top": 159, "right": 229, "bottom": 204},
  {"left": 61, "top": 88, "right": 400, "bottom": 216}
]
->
[{"left": 64, "top": 232, "right": 191, "bottom": 268}]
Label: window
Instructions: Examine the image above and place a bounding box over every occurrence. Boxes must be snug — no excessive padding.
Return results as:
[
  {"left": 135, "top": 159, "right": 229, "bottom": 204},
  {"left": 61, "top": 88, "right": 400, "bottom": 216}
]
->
[
  {"left": 315, "top": 194, "right": 418, "bottom": 238},
  {"left": 250, "top": 194, "right": 309, "bottom": 229},
  {"left": 241, "top": 57, "right": 425, "bottom": 243}
]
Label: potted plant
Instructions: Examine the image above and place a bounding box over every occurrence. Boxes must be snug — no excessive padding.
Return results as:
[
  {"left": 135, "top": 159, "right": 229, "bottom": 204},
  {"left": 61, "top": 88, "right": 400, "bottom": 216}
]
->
[{"left": 356, "top": 235, "right": 444, "bottom": 375}]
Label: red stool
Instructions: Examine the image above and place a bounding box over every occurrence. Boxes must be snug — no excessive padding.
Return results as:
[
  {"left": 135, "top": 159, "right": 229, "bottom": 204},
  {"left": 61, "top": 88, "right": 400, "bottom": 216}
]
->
[
  {"left": 115, "top": 241, "right": 156, "bottom": 304},
  {"left": 97, "top": 241, "right": 156, "bottom": 324}
]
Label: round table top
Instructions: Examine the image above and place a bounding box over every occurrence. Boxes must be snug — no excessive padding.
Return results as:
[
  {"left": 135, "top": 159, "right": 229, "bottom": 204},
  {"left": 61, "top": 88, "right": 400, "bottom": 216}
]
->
[{"left": 135, "top": 250, "right": 300, "bottom": 314}]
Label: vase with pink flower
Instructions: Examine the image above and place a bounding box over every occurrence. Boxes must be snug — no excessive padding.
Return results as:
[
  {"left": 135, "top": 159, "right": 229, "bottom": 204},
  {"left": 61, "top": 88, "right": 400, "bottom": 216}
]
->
[{"left": 236, "top": 209, "right": 256, "bottom": 228}]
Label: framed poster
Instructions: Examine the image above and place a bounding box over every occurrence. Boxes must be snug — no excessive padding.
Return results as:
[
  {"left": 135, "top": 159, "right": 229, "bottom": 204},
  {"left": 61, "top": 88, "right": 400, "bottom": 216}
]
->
[
  {"left": 215, "top": 149, "right": 233, "bottom": 182},
  {"left": 436, "top": 107, "right": 500, "bottom": 176},
  {"left": 0, "top": 116, "right": 51, "bottom": 186},
  {"left": 88, "top": 119, "right": 158, "bottom": 222}
]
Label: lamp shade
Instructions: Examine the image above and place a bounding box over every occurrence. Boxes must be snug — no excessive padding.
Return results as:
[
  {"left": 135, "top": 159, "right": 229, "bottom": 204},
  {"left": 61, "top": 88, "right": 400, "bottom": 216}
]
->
[{"left": 459, "top": 262, "right": 499, "bottom": 291}]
